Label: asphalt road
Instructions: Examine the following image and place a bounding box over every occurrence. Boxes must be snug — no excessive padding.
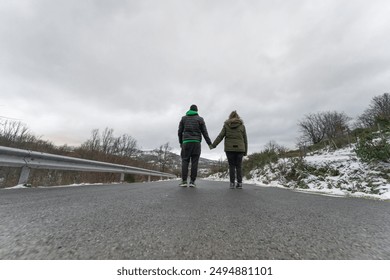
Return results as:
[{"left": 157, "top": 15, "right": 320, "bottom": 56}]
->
[{"left": 1, "top": 180, "right": 389, "bottom": 260}]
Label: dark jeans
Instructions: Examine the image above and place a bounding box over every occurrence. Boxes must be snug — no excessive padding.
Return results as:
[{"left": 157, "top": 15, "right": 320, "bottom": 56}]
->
[
  {"left": 181, "top": 142, "right": 201, "bottom": 182},
  {"left": 226, "top": 151, "right": 244, "bottom": 183}
]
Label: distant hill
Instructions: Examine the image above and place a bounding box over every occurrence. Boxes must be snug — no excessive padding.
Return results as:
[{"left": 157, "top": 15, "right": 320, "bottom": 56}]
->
[{"left": 139, "top": 150, "right": 218, "bottom": 176}]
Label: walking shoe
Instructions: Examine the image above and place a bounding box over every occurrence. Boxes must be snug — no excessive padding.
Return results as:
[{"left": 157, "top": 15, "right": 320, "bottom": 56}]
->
[
  {"left": 179, "top": 181, "right": 188, "bottom": 187},
  {"left": 189, "top": 181, "right": 196, "bottom": 187},
  {"left": 236, "top": 183, "right": 243, "bottom": 189},
  {"left": 229, "top": 182, "right": 235, "bottom": 189}
]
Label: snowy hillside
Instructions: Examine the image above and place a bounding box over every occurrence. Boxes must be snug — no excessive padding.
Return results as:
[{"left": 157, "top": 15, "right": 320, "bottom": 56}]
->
[{"left": 208, "top": 146, "right": 390, "bottom": 200}]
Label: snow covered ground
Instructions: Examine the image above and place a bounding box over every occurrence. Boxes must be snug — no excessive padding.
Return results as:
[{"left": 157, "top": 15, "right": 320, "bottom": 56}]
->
[{"left": 208, "top": 146, "right": 390, "bottom": 200}]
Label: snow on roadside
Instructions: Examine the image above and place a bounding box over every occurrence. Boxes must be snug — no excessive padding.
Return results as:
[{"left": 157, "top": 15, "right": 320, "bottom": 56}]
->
[
  {"left": 4, "top": 178, "right": 178, "bottom": 190},
  {"left": 5, "top": 184, "right": 29, "bottom": 189},
  {"left": 4, "top": 183, "right": 106, "bottom": 189},
  {"left": 302, "top": 146, "right": 390, "bottom": 199},
  {"left": 208, "top": 146, "right": 390, "bottom": 200}
]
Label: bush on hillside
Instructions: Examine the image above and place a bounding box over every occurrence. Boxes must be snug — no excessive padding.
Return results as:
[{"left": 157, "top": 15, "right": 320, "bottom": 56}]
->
[
  {"left": 355, "top": 134, "right": 390, "bottom": 163},
  {"left": 243, "top": 150, "right": 278, "bottom": 177}
]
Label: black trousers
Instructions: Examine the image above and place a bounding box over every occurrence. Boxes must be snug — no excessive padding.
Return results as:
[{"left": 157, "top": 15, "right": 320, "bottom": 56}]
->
[
  {"left": 181, "top": 142, "right": 201, "bottom": 182},
  {"left": 226, "top": 151, "right": 244, "bottom": 183}
]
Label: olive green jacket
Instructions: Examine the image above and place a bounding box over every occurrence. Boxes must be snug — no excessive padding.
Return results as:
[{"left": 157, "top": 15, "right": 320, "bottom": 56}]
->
[{"left": 212, "top": 118, "right": 248, "bottom": 154}]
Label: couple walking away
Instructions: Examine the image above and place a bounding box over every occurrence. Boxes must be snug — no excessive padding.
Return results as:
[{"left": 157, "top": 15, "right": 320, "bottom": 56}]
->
[{"left": 178, "top": 104, "right": 248, "bottom": 189}]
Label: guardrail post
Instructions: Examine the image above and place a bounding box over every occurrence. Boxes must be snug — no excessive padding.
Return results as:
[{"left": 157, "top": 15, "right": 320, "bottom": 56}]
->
[
  {"left": 148, "top": 175, "right": 151, "bottom": 182},
  {"left": 120, "top": 173, "right": 125, "bottom": 183},
  {"left": 18, "top": 166, "right": 30, "bottom": 185}
]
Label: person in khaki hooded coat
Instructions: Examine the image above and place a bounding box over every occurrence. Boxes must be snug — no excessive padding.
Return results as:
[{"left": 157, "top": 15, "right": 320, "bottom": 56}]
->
[{"left": 211, "top": 111, "right": 248, "bottom": 189}]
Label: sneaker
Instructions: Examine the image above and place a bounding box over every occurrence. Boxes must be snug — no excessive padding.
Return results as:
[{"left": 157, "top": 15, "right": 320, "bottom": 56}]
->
[
  {"left": 179, "top": 181, "right": 188, "bottom": 187},
  {"left": 229, "top": 182, "right": 235, "bottom": 189},
  {"left": 236, "top": 183, "right": 243, "bottom": 189},
  {"left": 189, "top": 181, "right": 196, "bottom": 187}
]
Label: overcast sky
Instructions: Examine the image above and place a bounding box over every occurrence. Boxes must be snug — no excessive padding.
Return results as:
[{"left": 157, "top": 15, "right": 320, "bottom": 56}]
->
[{"left": 1, "top": 0, "right": 390, "bottom": 160}]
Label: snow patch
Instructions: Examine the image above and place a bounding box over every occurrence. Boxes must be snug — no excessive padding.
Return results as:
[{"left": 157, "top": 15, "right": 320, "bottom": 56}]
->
[
  {"left": 5, "top": 184, "right": 29, "bottom": 189},
  {"left": 208, "top": 145, "right": 390, "bottom": 200}
]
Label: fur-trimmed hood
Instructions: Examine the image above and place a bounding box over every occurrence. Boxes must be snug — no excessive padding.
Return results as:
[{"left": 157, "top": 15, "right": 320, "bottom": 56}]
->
[{"left": 225, "top": 117, "right": 243, "bottom": 128}]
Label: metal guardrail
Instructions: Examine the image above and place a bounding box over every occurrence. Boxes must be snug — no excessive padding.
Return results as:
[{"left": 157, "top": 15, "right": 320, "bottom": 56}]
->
[{"left": 0, "top": 145, "right": 176, "bottom": 185}]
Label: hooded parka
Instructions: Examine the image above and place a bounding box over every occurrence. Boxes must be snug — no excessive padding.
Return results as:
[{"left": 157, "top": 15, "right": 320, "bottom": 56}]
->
[{"left": 212, "top": 117, "right": 248, "bottom": 154}]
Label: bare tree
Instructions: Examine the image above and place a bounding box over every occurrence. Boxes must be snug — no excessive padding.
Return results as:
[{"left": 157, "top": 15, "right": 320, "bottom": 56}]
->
[
  {"left": 0, "top": 120, "right": 36, "bottom": 146},
  {"left": 298, "top": 113, "right": 326, "bottom": 144},
  {"left": 81, "top": 128, "right": 139, "bottom": 160},
  {"left": 153, "top": 142, "right": 173, "bottom": 172},
  {"left": 298, "top": 111, "right": 350, "bottom": 145},
  {"left": 101, "top": 127, "right": 114, "bottom": 154},
  {"left": 322, "top": 111, "right": 351, "bottom": 140},
  {"left": 81, "top": 129, "right": 101, "bottom": 152},
  {"left": 357, "top": 93, "right": 390, "bottom": 128},
  {"left": 113, "top": 134, "right": 138, "bottom": 157},
  {"left": 264, "top": 140, "right": 288, "bottom": 155},
  {"left": 356, "top": 110, "right": 376, "bottom": 128}
]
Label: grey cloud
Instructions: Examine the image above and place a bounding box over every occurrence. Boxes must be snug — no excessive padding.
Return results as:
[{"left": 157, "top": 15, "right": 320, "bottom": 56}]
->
[{"left": 1, "top": 0, "right": 390, "bottom": 159}]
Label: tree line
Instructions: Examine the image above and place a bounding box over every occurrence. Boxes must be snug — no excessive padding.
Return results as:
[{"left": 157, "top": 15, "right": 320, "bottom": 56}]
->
[
  {"left": 298, "top": 92, "right": 390, "bottom": 150},
  {"left": 243, "top": 92, "right": 390, "bottom": 176},
  {"left": 0, "top": 121, "right": 177, "bottom": 187}
]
